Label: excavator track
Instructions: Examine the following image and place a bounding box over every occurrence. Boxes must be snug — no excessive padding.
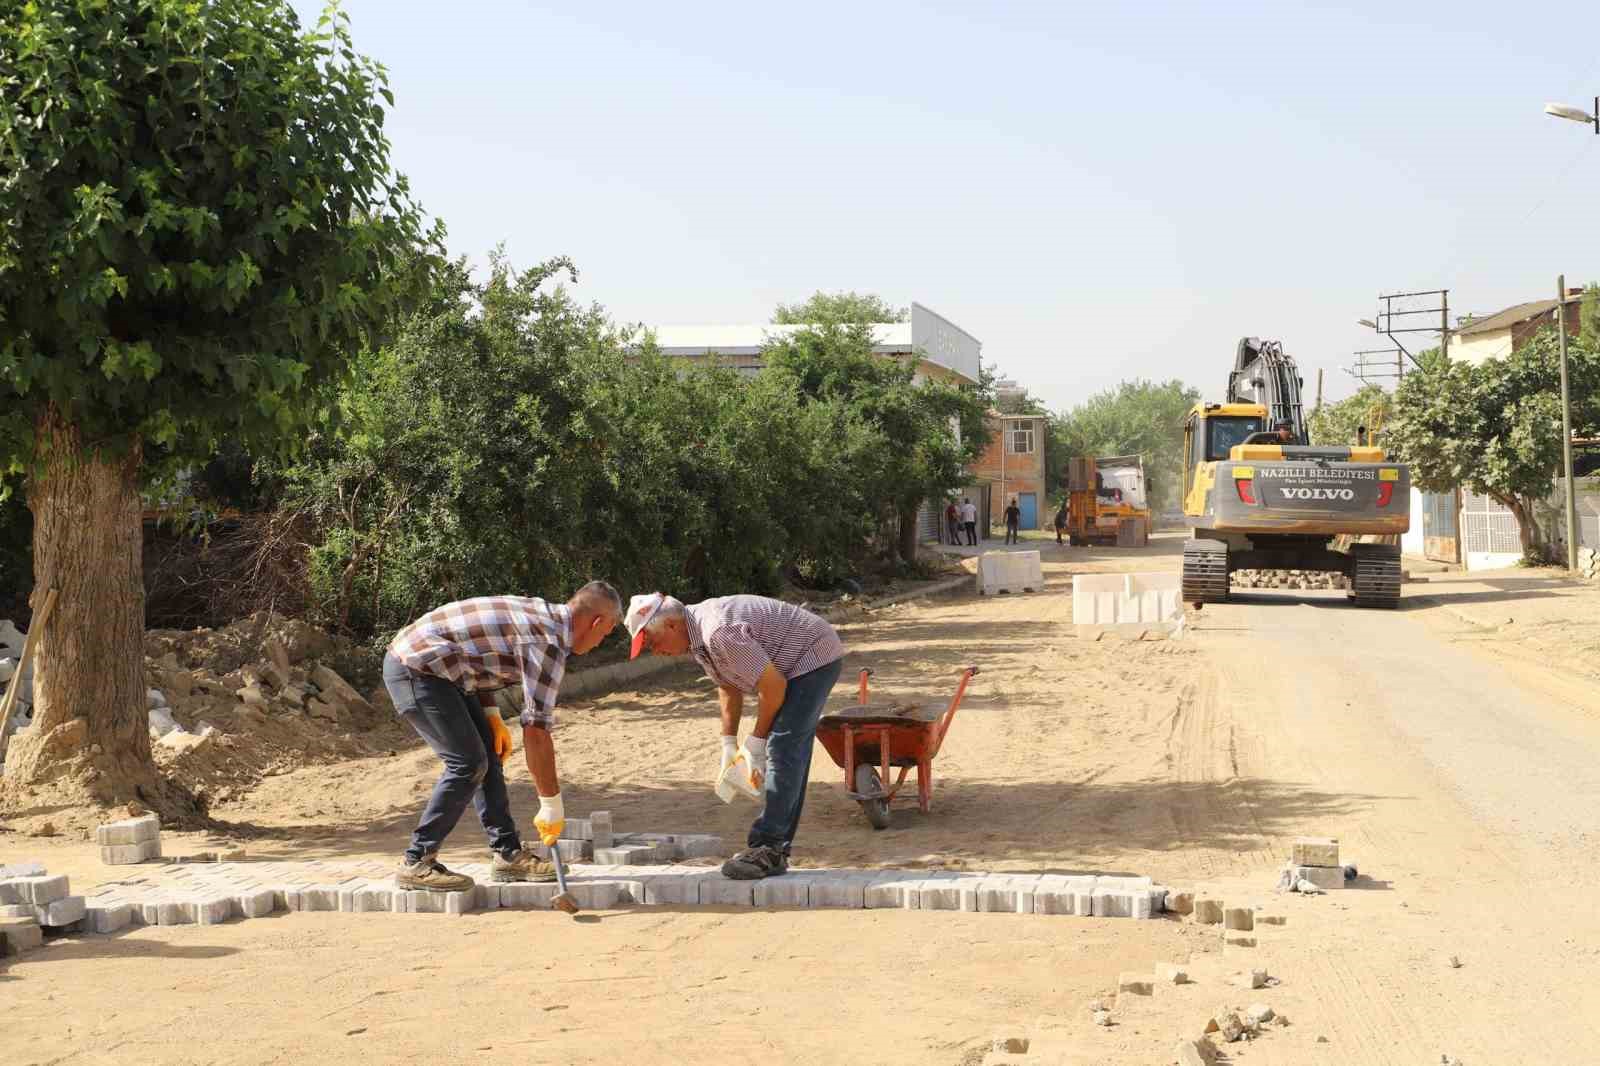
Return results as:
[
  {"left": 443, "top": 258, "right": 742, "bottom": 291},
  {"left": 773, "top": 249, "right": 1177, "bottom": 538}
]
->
[
  {"left": 1182, "top": 539, "right": 1230, "bottom": 604},
  {"left": 1348, "top": 543, "right": 1401, "bottom": 608}
]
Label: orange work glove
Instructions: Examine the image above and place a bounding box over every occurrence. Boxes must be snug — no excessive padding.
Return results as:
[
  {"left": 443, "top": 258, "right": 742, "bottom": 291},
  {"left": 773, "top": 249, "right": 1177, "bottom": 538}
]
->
[{"left": 485, "top": 713, "right": 514, "bottom": 765}]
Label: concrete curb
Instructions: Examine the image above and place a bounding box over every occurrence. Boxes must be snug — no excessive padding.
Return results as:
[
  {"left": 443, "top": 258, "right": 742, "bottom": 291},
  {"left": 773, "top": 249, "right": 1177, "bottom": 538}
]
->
[{"left": 547, "top": 575, "right": 975, "bottom": 705}]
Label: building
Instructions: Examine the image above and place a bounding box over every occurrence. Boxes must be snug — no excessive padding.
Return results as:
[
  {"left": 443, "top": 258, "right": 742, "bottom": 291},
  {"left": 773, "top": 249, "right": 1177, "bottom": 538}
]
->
[
  {"left": 1450, "top": 289, "right": 1585, "bottom": 366},
  {"left": 968, "top": 410, "right": 1050, "bottom": 531},
  {"left": 647, "top": 302, "right": 982, "bottom": 387}
]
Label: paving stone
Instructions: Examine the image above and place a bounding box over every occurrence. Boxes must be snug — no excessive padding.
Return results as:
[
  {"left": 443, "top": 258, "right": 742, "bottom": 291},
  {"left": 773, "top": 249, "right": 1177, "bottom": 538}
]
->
[
  {"left": 17, "top": 874, "right": 69, "bottom": 905},
  {"left": 88, "top": 902, "right": 134, "bottom": 934},
  {"left": 1175, "top": 1038, "right": 1211, "bottom": 1066},
  {"left": 195, "top": 895, "right": 234, "bottom": 925},
  {"left": 498, "top": 882, "right": 559, "bottom": 909},
  {"left": 472, "top": 883, "right": 502, "bottom": 910},
  {"left": 156, "top": 900, "right": 195, "bottom": 926},
  {"left": 1092, "top": 890, "right": 1134, "bottom": 918},
  {"left": 976, "top": 877, "right": 1028, "bottom": 914},
  {"left": 1223, "top": 907, "right": 1254, "bottom": 931},
  {"left": 1166, "top": 890, "right": 1195, "bottom": 915},
  {"left": 699, "top": 876, "right": 756, "bottom": 906},
  {"left": 917, "top": 875, "right": 967, "bottom": 912},
  {"left": 1245, "top": 1003, "right": 1274, "bottom": 1024},
  {"left": 590, "top": 811, "right": 613, "bottom": 849},
  {"left": 37, "top": 894, "right": 87, "bottom": 927},
  {"left": 558, "top": 818, "right": 593, "bottom": 841},
  {"left": 1193, "top": 898, "right": 1224, "bottom": 924},
  {"left": 238, "top": 889, "right": 277, "bottom": 919},
  {"left": 863, "top": 874, "right": 918, "bottom": 909},
  {"left": 0, "top": 862, "right": 47, "bottom": 878},
  {"left": 570, "top": 882, "right": 623, "bottom": 910},
  {"left": 394, "top": 889, "right": 474, "bottom": 914},
  {"left": 1155, "top": 962, "right": 1189, "bottom": 984},
  {"left": 810, "top": 873, "right": 869, "bottom": 909},
  {"left": 1257, "top": 913, "right": 1286, "bottom": 925},
  {"left": 1132, "top": 891, "right": 1155, "bottom": 919},
  {"left": 0, "top": 903, "right": 31, "bottom": 917},
  {"left": 1117, "top": 972, "right": 1153, "bottom": 996},
  {"left": 532, "top": 839, "right": 590, "bottom": 862},
  {"left": 288, "top": 885, "right": 340, "bottom": 912},
  {"left": 1226, "top": 934, "right": 1257, "bottom": 948},
  {"left": 592, "top": 845, "right": 663, "bottom": 865},
  {"left": 0, "top": 916, "right": 44, "bottom": 954},
  {"left": 0, "top": 880, "right": 24, "bottom": 905},
  {"left": 1291, "top": 837, "right": 1339, "bottom": 868},
  {"left": 1287, "top": 864, "right": 1343, "bottom": 891},
  {"left": 1248, "top": 967, "right": 1269, "bottom": 989},
  {"left": 753, "top": 874, "right": 814, "bottom": 907},
  {"left": 95, "top": 814, "right": 160, "bottom": 846},
  {"left": 677, "top": 834, "right": 726, "bottom": 859}
]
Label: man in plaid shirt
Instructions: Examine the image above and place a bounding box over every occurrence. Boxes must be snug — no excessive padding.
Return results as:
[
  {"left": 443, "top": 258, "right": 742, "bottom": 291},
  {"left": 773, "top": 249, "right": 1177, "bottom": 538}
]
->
[
  {"left": 383, "top": 581, "right": 622, "bottom": 892},
  {"left": 625, "top": 591, "right": 845, "bottom": 880}
]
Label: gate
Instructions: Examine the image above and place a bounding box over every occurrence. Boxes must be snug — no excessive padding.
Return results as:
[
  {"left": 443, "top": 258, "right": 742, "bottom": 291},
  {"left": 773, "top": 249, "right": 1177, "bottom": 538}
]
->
[
  {"left": 1421, "top": 489, "right": 1459, "bottom": 564},
  {"left": 1461, "top": 491, "right": 1521, "bottom": 568}
]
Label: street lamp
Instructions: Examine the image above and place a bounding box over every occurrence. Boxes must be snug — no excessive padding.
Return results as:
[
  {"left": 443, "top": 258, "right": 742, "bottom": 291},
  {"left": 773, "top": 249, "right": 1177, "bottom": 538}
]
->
[
  {"left": 1544, "top": 100, "right": 1599, "bottom": 132},
  {"left": 1357, "top": 318, "right": 1377, "bottom": 329}
]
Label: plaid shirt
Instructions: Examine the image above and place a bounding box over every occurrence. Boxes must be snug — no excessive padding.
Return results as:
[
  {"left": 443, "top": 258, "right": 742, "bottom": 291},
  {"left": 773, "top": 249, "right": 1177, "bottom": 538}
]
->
[
  {"left": 683, "top": 595, "right": 845, "bottom": 695},
  {"left": 388, "top": 597, "right": 573, "bottom": 728}
]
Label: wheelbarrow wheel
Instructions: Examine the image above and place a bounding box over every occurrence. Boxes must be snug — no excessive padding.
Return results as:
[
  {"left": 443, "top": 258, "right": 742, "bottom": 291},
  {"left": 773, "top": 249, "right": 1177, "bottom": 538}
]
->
[{"left": 854, "top": 763, "right": 892, "bottom": 830}]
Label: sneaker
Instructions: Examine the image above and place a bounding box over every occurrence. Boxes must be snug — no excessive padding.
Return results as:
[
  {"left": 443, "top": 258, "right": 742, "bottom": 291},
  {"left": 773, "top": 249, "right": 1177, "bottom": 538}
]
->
[
  {"left": 721, "top": 844, "right": 788, "bottom": 880},
  {"left": 491, "top": 847, "right": 556, "bottom": 883},
  {"left": 395, "top": 856, "right": 475, "bottom": 892}
]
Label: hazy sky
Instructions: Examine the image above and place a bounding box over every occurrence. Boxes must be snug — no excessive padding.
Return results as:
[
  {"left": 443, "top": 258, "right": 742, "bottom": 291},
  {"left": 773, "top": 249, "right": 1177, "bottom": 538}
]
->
[{"left": 293, "top": 1, "right": 1600, "bottom": 409}]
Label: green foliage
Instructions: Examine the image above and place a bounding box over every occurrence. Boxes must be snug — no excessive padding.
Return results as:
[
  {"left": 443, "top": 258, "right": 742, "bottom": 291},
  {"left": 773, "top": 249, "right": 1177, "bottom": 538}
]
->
[
  {"left": 1389, "top": 327, "right": 1600, "bottom": 551},
  {"left": 773, "top": 291, "right": 907, "bottom": 325},
  {"left": 0, "top": 0, "right": 439, "bottom": 487},
  {"left": 1581, "top": 283, "right": 1600, "bottom": 350},
  {"left": 761, "top": 322, "right": 992, "bottom": 562},
  {"left": 278, "top": 257, "right": 908, "bottom": 638},
  {"left": 1048, "top": 380, "right": 1200, "bottom": 509},
  {"left": 0, "top": 490, "right": 30, "bottom": 621},
  {"left": 1308, "top": 384, "right": 1392, "bottom": 448}
]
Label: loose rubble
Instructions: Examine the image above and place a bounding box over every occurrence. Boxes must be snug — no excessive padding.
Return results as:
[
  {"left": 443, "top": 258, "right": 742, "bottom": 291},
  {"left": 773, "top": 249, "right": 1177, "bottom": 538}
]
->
[{"left": 1231, "top": 568, "right": 1349, "bottom": 591}]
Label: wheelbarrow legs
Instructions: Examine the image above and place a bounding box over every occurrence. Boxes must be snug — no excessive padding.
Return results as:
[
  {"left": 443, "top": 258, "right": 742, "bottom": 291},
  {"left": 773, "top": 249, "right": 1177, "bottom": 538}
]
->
[{"left": 917, "top": 757, "right": 933, "bottom": 814}]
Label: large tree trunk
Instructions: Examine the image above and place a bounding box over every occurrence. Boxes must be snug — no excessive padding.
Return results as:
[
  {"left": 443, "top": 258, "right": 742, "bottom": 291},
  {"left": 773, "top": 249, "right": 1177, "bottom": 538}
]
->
[
  {"left": 1, "top": 413, "right": 191, "bottom": 817},
  {"left": 1500, "top": 493, "right": 1543, "bottom": 560},
  {"left": 897, "top": 502, "right": 921, "bottom": 566}
]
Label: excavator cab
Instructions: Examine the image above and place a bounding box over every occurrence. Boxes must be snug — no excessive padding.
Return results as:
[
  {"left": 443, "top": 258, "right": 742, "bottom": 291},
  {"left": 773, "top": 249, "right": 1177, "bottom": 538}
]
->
[{"left": 1181, "top": 403, "right": 1265, "bottom": 514}]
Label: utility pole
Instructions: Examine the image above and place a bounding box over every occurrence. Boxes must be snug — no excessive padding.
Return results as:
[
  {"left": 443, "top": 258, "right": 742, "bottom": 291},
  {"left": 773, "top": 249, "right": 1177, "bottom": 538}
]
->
[
  {"left": 1315, "top": 368, "right": 1324, "bottom": 411},
  {"left": 1440, "top": 289, "right": 1450, "bottom": 364},
  {"left": 1557, "top": 274, "right": 1579, "bottom": 571}
]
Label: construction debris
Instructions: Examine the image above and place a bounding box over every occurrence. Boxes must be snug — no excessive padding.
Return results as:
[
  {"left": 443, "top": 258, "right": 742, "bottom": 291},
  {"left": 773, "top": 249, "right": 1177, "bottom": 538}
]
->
[{"left": 1231, "top": 568, "right": 1348, "bottom": 591}]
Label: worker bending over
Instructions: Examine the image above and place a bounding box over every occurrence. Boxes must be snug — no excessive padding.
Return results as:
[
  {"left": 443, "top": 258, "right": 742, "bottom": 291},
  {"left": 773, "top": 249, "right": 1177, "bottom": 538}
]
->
[
  {"left": 383, "top": 582, "right": 622, "bottom": 891},
  {"left": 627, "top": 592, "right": 845, "bottom": 879}
]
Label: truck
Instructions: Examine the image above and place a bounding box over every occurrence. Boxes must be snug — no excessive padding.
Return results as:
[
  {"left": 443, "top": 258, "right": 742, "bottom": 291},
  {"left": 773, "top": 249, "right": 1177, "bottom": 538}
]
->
[{"left": 1064, "top": 455, "right": 1151, "bottom": 547}]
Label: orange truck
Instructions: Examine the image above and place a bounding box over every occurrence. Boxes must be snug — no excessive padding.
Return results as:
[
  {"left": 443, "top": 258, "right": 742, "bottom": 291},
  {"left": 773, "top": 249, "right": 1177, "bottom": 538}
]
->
[{"left": 1064, "top": 455, "right": 1151, "bottom": 547}]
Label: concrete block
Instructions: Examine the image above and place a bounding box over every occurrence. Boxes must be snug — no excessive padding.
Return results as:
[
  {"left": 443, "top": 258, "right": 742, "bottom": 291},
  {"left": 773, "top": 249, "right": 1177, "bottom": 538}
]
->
[
  {"left": 37, "top": 894, "right": 87, "bottom": 927},
  {"left": 1248, "top": 968, "right": 1268, "bottom": 989},
  {"left": 1291, "top": 837, "right": 1340, "bottom": 868},
  {"left": 978, "top": 550, "right": 1043, "bottom": 595},
  {"left": 1072, "top": 571, "right": 1182, "bottom": 628},
  {"left": 0, "top": 880, "right": 23, "bottom": 905},
  {"left": 472, "top": 883, "right": 502, "bottom": 910},
  {"left": 95, "top": 814, "right": 160, "bottom": 846},
  {"left": 289, "top": 885, "right": 340, "bottom": 912},
  {"left": 1257, "top": 913, "right": 1286, "bottom": 926},
  {"left": 570, "top": 882, "right": 622, "bottom": 910},
  {"left": 238, "top": 889, "right": 277, "bottom": 918},
  {"left": 532, "top": 839, "right": 590, "bottom": 862},
  {"left": 393, "top": 889, "right": 474, "bottom": 914},
  {"left": 1033, "top": 887, "right": 1077, "bottom": 916},
  {"left": 195, "top": 895, "right": 234, "bottom": 925},
  {"left": 590, "top": 811, "right": 613, "bottom": 850},
  {"left": 88, "top": 902, "right": 134, "bottom": 934},
  {"left": 18, "top": 874, "right": 69, "bottom": 905},
  {"left": 1132, "top": 891, "right": 1155, "bottom": 919},
  {"left": 1176, "top": 1039, "right": 1211, "bottom": 1066},
  {"left": 753, "top": 875, "right": 813, "bottom": 907},
  {"left": 864, "top": 875, "right": 917, "bottom": 909},
  {"left": 1287, "top": 864, "right": 1343, "bottom": 890},
  {"left": 1193, "top": 898, "right": 1224, "bottom": 924},
  {"left": 156, "top": 900, "right": 195, "bottom": 926},
  {"left": 810, "top": 873, "right": 869, "bottom": 909},
  {"left": 0, "top": 903, "right": 30, "bottom": 917},
  {"left": 917, "top": 877, "right": 965, "bottom": 911},
  {"left": 1226, "top": 934, "right": 1257, "bottom": 948},
  {"left": 977, "top": 876, "right": 1031, "bottom": 914},
  {"left": 677, "top": 834, "right": 726, "bottom": 859},
  {"left": 558, "top": 817, "right": 592, "bottom": 841},
  {"left": 699, "top": 877, "right": 756, "bottom": 906},
  {"left": 1117, "top": 972, "right": 1153, "bottom": 996},
  {"left": 497, "top": 882, "right": 558, "bottom": 909},
  {"left": 0, "top": 862, "right": 47, "bottom": 878},
  {"left": 1155, "top": 962, "right": 1188, "bottom": 984},
  {"left": 100, "top": 842, "right": 160, "bottom": 865},
  {"left": 1092, "top": 890, "right": 1134, "bottom": 918},
  {"left": 0, "top": 916, "right": 44, "bottom": 954},
  {"left": 592, "top": 844, "right": 662, "bottom": 866},
  {"left": 1166, "top": 890, "right": 1195, "bottom": 915},
  {"left": 1223, "top": 907, "right": 1254, "bottom": 931}
]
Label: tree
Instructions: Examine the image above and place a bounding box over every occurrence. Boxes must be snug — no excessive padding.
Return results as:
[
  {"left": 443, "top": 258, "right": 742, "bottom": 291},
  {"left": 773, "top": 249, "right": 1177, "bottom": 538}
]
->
[
  {"left": 1389, "top": 328, "right": 1600, "bottom": 556},
  {"left": 0, "top": 2, "right": 435, "bottom": 810},
  {"left": 1581, "top": 283, "right": 1600, "bottom": 350},
  {"left": 1048, "top": 380, "right": 1200, "bottom": 510},
  {"left": 762, "top": 322, "right": 991, "bottom": 565},
  {"left": 1308, "top": 384, "right": 1392, "bottom": 448},
  {"left": 773, "top": 291, "right": 907, "bottom": 325}
]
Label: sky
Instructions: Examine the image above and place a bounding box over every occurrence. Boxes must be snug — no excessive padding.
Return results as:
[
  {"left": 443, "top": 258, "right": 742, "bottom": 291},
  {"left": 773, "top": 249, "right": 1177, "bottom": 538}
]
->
[{"left": 292, "top": 0, "right": 1600, "bottom": 410}]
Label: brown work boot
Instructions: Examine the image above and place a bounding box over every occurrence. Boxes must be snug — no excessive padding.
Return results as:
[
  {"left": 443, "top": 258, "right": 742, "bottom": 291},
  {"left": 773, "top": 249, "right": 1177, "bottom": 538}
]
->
[
  {"left": 396, "top": 856, "right": 474, "bottom": 892},
  {"left": 491, "top": 847, "right": 556, "bottom": 883}
]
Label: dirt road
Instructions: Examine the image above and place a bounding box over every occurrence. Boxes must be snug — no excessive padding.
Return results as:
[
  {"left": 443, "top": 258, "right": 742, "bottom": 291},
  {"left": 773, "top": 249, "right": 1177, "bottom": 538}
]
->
[{"left": 5, "top": 535, "right": 1599, "bottom": 1064}]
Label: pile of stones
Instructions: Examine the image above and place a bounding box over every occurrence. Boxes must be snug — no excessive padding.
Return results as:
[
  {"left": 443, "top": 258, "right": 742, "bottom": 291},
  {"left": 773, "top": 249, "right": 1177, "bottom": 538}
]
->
[
  {"left": 0, "top": 862, "right": 92, "bottom": 954},
  {"left": 1231, "top": 569, "right": 1349, "bottom": 591}
]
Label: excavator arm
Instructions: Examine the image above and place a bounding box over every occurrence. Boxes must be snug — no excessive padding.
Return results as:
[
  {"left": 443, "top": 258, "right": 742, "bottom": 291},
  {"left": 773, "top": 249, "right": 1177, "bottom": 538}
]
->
[{"left": 1227, "top": 338, "right": 1307, "bottom": 444}]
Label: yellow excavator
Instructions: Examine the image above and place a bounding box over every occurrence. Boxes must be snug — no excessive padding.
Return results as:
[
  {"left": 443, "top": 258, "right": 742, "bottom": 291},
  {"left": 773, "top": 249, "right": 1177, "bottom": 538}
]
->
[{"left": 1181, "top": 338, "right": 1411, "bottom": 607}]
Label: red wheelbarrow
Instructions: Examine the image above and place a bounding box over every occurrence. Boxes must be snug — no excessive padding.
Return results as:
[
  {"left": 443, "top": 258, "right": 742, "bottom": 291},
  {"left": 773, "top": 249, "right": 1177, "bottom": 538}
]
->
[{"left": 815, "top": 666, "right": 979, "bottom": 829}]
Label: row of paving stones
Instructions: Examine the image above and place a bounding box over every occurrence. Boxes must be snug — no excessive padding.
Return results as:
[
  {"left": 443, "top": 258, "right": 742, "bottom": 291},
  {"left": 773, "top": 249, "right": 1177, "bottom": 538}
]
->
[{"left": 75, "top": 859, "right": 1170, "bottom": 932}]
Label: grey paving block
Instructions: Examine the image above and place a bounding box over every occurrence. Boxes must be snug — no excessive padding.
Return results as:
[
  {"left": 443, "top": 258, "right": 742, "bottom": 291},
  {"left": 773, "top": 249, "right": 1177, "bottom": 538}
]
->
[
  {"left": 17, "top": 875, "right": 69, "bottom": 905},
  {"left": 1091, "top": 890, "right": 1134, "bottom": 918},
  {"left": 864, "top": 874, "right": 919, "bottom": 909},
  {"left": 0, "top": 880, "right": 24, "bottom": 905},
  {"left": 571, "top": 882, "right": 623, "bottom": 910},
  {"left": 917, "top": 876, "right": 965, "bottom": 912},
  {"left": 810, "top": 873, "right": 871, "bottom": 909},
  {"left": 156, "top": 900, "right": 195, "bottom": 926},
  {"left": 195, "top": 895, "right": 235, "bottom": 925},
  {"left": 88, "top": 902, "right": 134, "bottom": 934},
  {"left": 559, "top": 818, "right": 592, "bottom": 841},
  {"left": 37, "top": 894, "right": 87, "bottom": 927},
  {"left": 753, "top": 874, "right": 816, "bottom": 907},
  {"left": 590, "top": 811, "right": 613, "bottom": 849},
  {"left": 473, "top": 883, "right": 502, "bottom": 910},
  {"left": 0, "top": 862, "right": 47, "bottom": 878},
  {"left": 592, "top": 844, "right": 664, "bottom": 866},
  {"left": 976, "top": 877, "right": 1029, "bottom": 914},
  {"left": 0, "top": 903, "right": 30, "bottom": 917},
  {"left": 532, "top": 839, "right": 591, "bottom": 862},
  {"left": 699, "top": 876, "right": 756, "bottom": 906},
  {"left": 1224, "top": 907, "right": 1254, "bottom": 931},
  {"left": 677, "top": 835, "right": 726, "bottom": 859},
  {"left": 1132, "top": 892, "right": 1154, "bottom": 920},
  {"left": 1287, "top": 864, "right": 1343, "bottom": 890},
  {"left": 238, "top": 889, "right": 277, "bottom": 919},
  {"left": 0, "top": 917, "right": 44, "bottom": 954},
  {"left": 497, "top": 883, "right": 558, "bottom": 909},
  {"left": 639, "top": 872, "right": 709, "bottom": 905},
  {"left": 287, "top": 885, "right": 340, "bottom": 912}
]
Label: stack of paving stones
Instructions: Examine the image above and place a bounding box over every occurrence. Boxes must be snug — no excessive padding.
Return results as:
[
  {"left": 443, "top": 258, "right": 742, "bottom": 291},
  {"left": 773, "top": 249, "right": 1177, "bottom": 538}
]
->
[
  {"left": 71, "top": 860, "right": 1168, "bottom": 930},
  {"left": 1231, "top": 569, "right": 1348, "bottom": 591},
  {"left": 1281, "top": 836, "right": 1344, "bottom": 891},
  {"left": 97, "top": 813, "right": 163, "bottom": 864},
  {"left": 0, "top": 862, "right": 89, "bottom": 954}
]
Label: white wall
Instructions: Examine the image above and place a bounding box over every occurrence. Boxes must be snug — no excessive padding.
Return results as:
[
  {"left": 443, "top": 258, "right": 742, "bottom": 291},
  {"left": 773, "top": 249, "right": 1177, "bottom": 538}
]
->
[{"left": 1401, "top": 487, "right": 1425, "bottom": 556}]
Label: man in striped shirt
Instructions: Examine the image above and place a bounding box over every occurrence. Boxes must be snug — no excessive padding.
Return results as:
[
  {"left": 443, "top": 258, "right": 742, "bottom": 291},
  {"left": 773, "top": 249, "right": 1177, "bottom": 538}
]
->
[
  {"left": 384, "top": 581, "right": 622, "bottom": 891},
  {"left": 626, "top": 592, "right": 845, "bottom": 880}
]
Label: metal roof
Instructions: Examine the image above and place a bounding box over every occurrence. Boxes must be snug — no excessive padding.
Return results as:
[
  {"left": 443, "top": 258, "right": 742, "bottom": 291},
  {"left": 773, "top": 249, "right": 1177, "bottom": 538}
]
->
[{"left": 1456, "top": 293, "right": 1584, "bottom": 337}]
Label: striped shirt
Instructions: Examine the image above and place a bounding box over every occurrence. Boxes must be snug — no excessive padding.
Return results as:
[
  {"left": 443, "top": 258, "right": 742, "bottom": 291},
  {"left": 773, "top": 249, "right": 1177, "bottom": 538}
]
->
[
  {"left": 683, "top": 595, "right": 845, "bottom": 695},
  {"left": 388, "top": 597, "right": 572, "bottom": 728}
]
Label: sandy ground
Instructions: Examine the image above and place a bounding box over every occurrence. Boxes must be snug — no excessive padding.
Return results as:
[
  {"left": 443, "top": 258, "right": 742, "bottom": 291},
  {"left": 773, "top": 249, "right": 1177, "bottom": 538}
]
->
[{"left": 5, "top": 533, "right": 1600, "bottom": 1065}]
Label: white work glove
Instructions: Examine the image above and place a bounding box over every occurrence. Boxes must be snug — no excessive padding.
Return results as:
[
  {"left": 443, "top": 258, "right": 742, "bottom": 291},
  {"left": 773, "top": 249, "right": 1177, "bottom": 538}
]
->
[
  {"left": 719, "top": 734, "right": 738, "bottom": 773},
  {"left": 741, "top": 734, "right": 769, "bottom": 791},
  {"left": 534, "top": 792, "right": 565, "bottom": 848}
]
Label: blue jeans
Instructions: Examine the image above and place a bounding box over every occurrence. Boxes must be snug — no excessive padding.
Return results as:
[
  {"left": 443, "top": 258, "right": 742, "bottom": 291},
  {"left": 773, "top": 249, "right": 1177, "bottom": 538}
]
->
[
  {"left": 383, "top": 653, "right": 523, "bottom": 864},
  {"left": 749, "top": 658, "right": 844, "bottom": 853}
]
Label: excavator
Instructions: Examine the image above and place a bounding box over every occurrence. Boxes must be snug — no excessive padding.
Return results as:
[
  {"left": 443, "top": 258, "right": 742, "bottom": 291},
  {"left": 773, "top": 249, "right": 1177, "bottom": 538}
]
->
[{"left": 1180, "top": 338, "right": 1411, "bottom": 607}]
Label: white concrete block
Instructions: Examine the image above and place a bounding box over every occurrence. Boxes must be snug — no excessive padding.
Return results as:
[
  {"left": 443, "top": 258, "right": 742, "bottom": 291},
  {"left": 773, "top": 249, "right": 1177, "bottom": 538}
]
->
[
  {"left": 570, "top": 882, "right": 622, "bottom": 910},
  {"left": 558, "top": 818, "right": 592, "bottom": 841},
  {"left": 238, "top": 889, "right": 277, "bottom": 919},
  {"left": 1291, "top": 837, "right": 1340, "bottom": 868},
  {"left": 1287, "top": 863, "right": 1344, "bottom": 890},
  {"left": 917, "top": 876, "right": 966, "bottom": 911},
  {"left": 0, "top": 880, "right": 24, "bottom": 905},
  {"left": 156, "top": 900, "right": 194, "bottom": 926},
  {"left": 17, "top": 874, "right": 69, "bottom": 905},
  {"left": 99, "top": 842, "right": 159, "bottom": 865},
  {"left": 978, "top": 551, "right": 1044, "bottom": 595},
  {"left": 753, "top": 875, "right": 814, "bottom": 907},
  {"left": 88, "top": 902, "right": 134, "bottom": 934},
  {"left": 1072, "top": 572, "right": 1182, "bottom": 629},
  {"left": 473, "top": 883, "right": 502, "bottom": 910},
  {"left": 497, "top": 883, "right": 558, "bottom": 909},
  {"left": 194, "top": 895, "right": 234, "bottom": 925},
  {"left": 863, "top": 874, "right": 918, "bottom": 909},
  {"left": 0, "top": 862, "right": 46, "bottom": 878},
  {"left": 809, "top": 873, "right": 869, "bottom": 909},
  {"left": 590, "top": 811, "right": 613, "bottom": 850},
  {"left": 1092, "top": 890, "right": 1135, "bottom": 918},
  {"left": 699, "top": 877, "right": 756, "bottom": 906},
  {"left": 37, "top": 894, "right": 87, "bottom": 927},
  {"left": 592, "top": 845, "right": 662, "bottom": 866}
]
